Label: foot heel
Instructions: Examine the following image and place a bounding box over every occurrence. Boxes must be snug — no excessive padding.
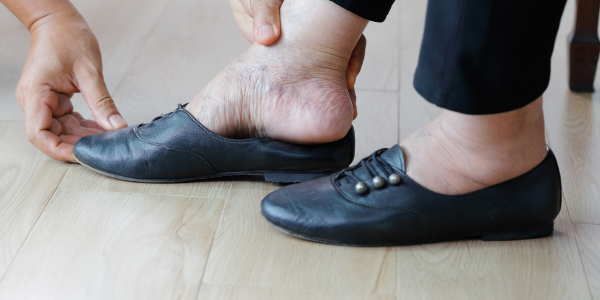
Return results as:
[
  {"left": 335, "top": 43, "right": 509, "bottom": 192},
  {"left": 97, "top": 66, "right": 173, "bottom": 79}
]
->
[
  {"left": 481, "top": 223, "right": 554, "bottom": 241},
  {"left": 263, "top": 170, "right": 337, "bottom": 183}
]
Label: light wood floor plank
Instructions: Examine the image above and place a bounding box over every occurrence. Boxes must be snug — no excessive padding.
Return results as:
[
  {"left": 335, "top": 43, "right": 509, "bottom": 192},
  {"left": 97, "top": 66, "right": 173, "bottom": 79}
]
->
[
  {"left": 108, "top": 34, "right": 248, "bottom": 125},
  {"left": 102, "top": 0, "right": 249, "bottom": 125},
  {"left": 150, "top": 0, "right": 244, "bottom": 38},
  {"left": 395, "top": 202, "right": 591, "bottom": 300},
  {"left": 0, "top": 121, "right": 70, "bottom": 279},
  {"left": 355, "top": 4, "right": 399, "bottom": 92},
  {"left": 58, "top": 164, "right": 231, "bottom": 198},
  {"left": 574, "top": 224, "right": 600, "bottom": 300},
  {"left": 352, "top": 90, "right": 399, "bottom": 164},
  {"left": 0, "top": 190, "right": 226, "bottom": 300},
  {"left": 68, "top": 0, "right": 172, "bottom": 120},
  {"left": 202, "top": 182, "right": 397, "bottom": 296},
  {"left": 398, "top": 0, "right": 442, "bottom": 141},
  {"left": 396, "top": 0, "right": 593, "bottom": 299},
  {"left": 0, "top": 6, "right": 29, "bottom": 122},
  {"left": 197, "top": 284, "right": 396, "bottom": 300},
  {"left": 543, "top": 0, "right": 600, "bottom": 225},
  {"left": 545, "top": 86, "right": 600, "bottom": 224}
]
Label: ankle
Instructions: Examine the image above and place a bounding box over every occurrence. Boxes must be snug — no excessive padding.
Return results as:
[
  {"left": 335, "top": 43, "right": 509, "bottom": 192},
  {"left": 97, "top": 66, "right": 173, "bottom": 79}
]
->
[
  {"left": 401, "top": 97, "right": 548, "bottom": 195},
  {"left": 278, "top": 0, "right": 368, "bottom": 61},
  {"left": 438, "top": 96, "right": 547, "bottom": 162}
]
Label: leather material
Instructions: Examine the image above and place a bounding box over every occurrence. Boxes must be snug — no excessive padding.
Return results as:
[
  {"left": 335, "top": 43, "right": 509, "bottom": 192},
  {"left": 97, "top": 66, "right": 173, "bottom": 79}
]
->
[
  {"left": 261, "top": 145, "right": 562, "bottom": 246},
  {"left": 73, "top": 104, "right": 355, "bottom": 182}
]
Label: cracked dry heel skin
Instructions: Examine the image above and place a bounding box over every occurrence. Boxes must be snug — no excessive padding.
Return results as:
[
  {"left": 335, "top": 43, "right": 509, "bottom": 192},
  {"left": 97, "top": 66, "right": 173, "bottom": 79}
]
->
[
  {"left": 261, "top": 145, "right": 562, "bottom": 246},
  {"left": 72, "top": 104, "right": 355, "bottom": 183}
]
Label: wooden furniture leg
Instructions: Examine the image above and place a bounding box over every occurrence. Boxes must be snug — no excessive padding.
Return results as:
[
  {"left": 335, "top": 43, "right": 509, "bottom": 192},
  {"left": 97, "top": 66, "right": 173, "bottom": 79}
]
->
[{"left": 569, "top": 0, "right": 600, "bottom": 92}]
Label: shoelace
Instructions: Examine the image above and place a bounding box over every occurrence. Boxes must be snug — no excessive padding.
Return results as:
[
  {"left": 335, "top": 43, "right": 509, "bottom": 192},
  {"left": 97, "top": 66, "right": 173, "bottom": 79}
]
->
[
  {"left": 335, "top": 148, "right": 403, "bottom": 194},
  {"left": 145, "top": 103, "right": 186, "bottom": 125}
]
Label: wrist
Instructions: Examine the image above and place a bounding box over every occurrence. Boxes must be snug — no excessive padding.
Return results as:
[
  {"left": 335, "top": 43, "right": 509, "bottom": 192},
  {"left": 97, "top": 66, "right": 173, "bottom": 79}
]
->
[{"left": 29, "top": 9, "right": 87, "bottom": 34}]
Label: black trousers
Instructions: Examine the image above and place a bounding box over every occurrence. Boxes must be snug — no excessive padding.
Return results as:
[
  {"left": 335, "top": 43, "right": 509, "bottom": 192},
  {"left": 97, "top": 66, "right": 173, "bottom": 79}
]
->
[{"left": 331, "top": 0, "right": 567, "bottom": 114}]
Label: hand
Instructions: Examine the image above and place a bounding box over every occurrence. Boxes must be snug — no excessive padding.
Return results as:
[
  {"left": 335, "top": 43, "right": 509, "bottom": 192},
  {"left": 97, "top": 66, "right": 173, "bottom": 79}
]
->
[
  {"left": 348, "top": 34, "right": 366, "bottom": 119},
  {"left": 16, "top": 12, "right": 127, "bottom": 162},
  {"left": 230, "top": 0, "right": 283, "bottom": 45}
]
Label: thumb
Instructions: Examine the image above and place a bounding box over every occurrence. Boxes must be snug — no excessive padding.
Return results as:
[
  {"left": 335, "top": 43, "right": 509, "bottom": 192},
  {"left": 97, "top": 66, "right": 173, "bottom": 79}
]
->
[
  {"left": 77, "top": 69, "right": 128, "bottom": 131},
  {"left": 252, "top": 0, "right": 283, "bottom": 45}
]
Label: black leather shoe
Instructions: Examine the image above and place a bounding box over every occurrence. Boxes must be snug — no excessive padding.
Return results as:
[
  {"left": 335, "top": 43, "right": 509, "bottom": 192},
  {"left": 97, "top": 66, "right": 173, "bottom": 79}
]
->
[
  {"left": 261, "top": 145, "right": 562, "bottom": 246},
  {"left": 73, "top": 104, "right": 355, "bottom": 183}
]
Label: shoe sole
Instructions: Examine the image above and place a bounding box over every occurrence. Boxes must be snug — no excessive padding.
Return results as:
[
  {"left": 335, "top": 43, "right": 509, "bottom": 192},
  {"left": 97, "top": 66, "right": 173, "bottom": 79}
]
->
[
  {"left": 74, "top": 156, "right": 341, "bottom": 184},
  {"left": 264, "top": 217, "right": 554, "bottom": 247}
]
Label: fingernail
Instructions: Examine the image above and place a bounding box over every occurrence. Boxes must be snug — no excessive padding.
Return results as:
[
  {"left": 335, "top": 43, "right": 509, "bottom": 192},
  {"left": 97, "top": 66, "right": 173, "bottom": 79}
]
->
[
  {"left": 109, "top": 114, "right": 128, "bottom": 129},
  {"left": 258, "top": 25, "right": 275, "bottom": 40}
]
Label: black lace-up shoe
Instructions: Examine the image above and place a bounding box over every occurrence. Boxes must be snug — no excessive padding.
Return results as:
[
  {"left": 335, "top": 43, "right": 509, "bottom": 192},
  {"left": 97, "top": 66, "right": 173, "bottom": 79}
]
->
[
  {"left": 73, "top": 104, "right": 355, "bottom": 183},
  {"left": 261, "top": 145, "right": 562, "bottom": 246}
]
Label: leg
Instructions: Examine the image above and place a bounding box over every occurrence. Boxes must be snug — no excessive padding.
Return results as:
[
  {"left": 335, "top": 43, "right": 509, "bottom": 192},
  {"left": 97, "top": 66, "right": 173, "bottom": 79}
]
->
[
  {"left": 260, "top": 0, "right": 567, "bottom": 246},
  {"left": 569, "top": 0, "right": 600, "bottom": 92},
  {"left": 401, "top": 96, "right": 546, "bottom": 195},
  {"left": 404, "top": 0, "right": 567, "bottom": 194},
  {"left": 185, "top": 0, "right": 368, "bottom": 144}
]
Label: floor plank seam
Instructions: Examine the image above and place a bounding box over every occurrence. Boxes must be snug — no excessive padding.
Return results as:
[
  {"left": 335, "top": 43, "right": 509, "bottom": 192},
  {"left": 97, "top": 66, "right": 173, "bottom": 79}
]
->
[
  {"left": 194, "top": 181, "right": 234, "bottom": 299},
  {"left": 0, "top": 162, "right": 70, "bottom": 285},
  {"left": 202, "top": 282, "right": 397, "bottom": 297},
  {"left": 571, "top": 222, "right": 600, "bottom": 226},
  {"left": 55, "top": 188, "right": 230, "bottom": 200},
  {"left": 563, "top": 189, "right": 595, "bottom": 300},
  {"left": 395, "top": 247, "right": 400, "bottom": 299}
]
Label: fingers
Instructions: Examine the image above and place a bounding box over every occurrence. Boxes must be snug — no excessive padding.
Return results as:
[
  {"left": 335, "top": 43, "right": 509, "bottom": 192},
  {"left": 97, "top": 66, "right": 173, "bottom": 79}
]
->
[
  {"left": 230, "top": 0, "right": 256, "bottom": 43},
  {"left": 50, "top": 118, "right": 63, "bottom": 136},
  {"left": 59, "top": 134, "right": 82, "bottom": 147},
  {"left": 251, "top": 0, "right": 283, "bottom": 45},
  {"left": 76, "top": 66, "right": 128, "bottom": 131},
  {"left": 23, "top": 88, "right": 75, "bottom": 161},
  {"left": 55, "top": 114, "right": 104, "bottom": 136},
  {"left": 53, "top": 93, "right": 74, "bottom": 117},
  {"left": 38, "top": 130, "right": 76, "bottom": 162},
  {"left": 71, "top": 111, "right": 107, "bottom": 132},
  {"left": 347, "top": 34, "right": 367, "bottom": 90}
]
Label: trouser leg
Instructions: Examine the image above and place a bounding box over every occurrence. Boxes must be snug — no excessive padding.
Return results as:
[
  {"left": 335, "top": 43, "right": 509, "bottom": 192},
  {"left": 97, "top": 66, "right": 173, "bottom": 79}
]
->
[
  {"left": 329, "top": 0, "right": 396, "bottom": 22},
  {"left": 414, "top": 0, "right": 567, "bottom": 114},
  {"left": 329, "top": 0, "right": 567, "bottom": 115}
]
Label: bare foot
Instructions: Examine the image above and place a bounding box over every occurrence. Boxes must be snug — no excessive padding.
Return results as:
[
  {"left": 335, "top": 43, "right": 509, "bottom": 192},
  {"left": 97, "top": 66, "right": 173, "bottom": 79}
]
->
[
  {"left": 186, "top": 0, "right": 368, "bottom": 144},
  {"left": 400, "top": 97, "right": 548, "bottom": 195}
]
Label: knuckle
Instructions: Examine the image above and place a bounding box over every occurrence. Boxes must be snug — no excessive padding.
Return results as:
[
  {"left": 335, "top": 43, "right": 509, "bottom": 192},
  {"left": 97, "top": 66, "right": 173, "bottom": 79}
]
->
[
  {"left": 18, "top": 80, "right": 33, "bottom": 96},
  {"left": 93, "top": 96, "right": 116, "bottom": 111},
  {"left": 255, "top": 0, "right": 280, "bottom": 12}
]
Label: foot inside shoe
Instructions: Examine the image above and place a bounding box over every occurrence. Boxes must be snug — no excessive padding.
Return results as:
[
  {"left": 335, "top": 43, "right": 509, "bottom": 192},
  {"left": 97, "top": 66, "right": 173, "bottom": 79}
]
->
[
  {"left": 73, "top": 104, "right": 355, "bottom": 183},
  {"left": 261, "top": 145, "right": 562, "bottom": 246}
]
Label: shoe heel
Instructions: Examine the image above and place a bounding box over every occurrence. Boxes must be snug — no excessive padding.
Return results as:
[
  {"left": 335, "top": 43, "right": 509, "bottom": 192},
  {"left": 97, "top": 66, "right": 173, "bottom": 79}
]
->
[
  {"left": 263, "top": 170, "right": 337, "bottom": 183},
  {"left": 481, "top": 223, "right": 554, "bottom": 241}
]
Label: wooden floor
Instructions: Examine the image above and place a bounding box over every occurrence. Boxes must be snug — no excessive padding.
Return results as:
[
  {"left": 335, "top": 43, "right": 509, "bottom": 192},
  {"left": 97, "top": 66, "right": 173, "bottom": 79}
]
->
[{"left": 0, "top": 0, "right": 599, "bottom": 299}]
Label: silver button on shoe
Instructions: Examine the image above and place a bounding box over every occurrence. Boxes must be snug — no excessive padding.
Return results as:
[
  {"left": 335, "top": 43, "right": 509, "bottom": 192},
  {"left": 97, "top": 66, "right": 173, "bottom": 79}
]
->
[
  {"left": 389, "top": 173, "right": 402, "bottom": 186},
  {"left": 355, "top": 181, "right": 368, "bottom": 195},
  {"left": 372, "top": 176, "right": 386, "bottom": 189}
]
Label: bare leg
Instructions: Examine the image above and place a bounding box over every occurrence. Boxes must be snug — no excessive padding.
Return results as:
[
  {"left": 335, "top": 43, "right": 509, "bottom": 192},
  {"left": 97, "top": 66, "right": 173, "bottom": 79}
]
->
[
  {"left": 186, "top": 0, "right": 368, "bottom": 143},
  {"left": 401, "top": 96, "right": 547, "bottom": 195}
]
